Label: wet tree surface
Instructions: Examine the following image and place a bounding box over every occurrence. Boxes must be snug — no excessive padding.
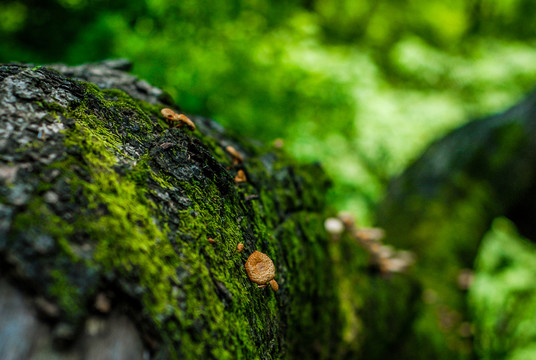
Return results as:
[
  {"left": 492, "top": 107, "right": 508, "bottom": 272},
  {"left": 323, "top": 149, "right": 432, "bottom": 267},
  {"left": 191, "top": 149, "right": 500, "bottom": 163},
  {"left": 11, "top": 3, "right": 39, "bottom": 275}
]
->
[
  {"left": 0, "top": 61, "right": 419, "bottom": 359},
  {"left": 376, "top": 89, "right": 536, "bottom": 359}
]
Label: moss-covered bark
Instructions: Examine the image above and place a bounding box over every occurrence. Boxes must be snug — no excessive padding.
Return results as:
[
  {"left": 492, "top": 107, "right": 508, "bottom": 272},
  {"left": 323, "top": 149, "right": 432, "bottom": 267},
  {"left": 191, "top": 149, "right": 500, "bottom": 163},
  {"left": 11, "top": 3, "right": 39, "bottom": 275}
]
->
[{"left": 0, "top": 61, "right": 418, "bottom": 359}]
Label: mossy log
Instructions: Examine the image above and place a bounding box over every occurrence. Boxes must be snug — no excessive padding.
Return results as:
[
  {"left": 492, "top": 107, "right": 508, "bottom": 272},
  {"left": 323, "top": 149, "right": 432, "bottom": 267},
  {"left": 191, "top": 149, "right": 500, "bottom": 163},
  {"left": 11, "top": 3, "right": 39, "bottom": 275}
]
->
[
  {"left": 0, "top": 61, "right": 418, "bottom": 359},
  {"left": 376, "top": 89, "right": 536, "bottom": 359}
]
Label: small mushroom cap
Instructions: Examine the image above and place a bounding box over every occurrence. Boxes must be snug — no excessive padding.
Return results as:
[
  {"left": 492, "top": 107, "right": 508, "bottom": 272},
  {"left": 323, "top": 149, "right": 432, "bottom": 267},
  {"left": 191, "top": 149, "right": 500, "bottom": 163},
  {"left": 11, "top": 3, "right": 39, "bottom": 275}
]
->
[
  {"left": 225, "top": 145, "right": 243, "bottom": 163},
  {"left": 161, "top": 108, "right": 179, "bottom": 120},
  {"left": 337, "top": 212, "right": 355, "bottom": 227},
  {"left": 269, "top": 279, "right": 279, "bottom": 291},
  {"left": 161, "top": 109, "right": 196, "bottom": 131},
  {"left": 177, "top": 114, "right": 196, "bottom": 131},
  {"left": 237, "top": 243, "right": 244, "bottom": 253},
  {"left": 235, "top": 169, "right": 247, "bottom": 183},
  {"left": 324, "top": 217, "right": 344, "bottom": 235},
  {"left": 355, "top": 228, "right": 385, "bottom": 242},
  {"left": 245, "top": 251, "right": 275, "bottom": 285}
]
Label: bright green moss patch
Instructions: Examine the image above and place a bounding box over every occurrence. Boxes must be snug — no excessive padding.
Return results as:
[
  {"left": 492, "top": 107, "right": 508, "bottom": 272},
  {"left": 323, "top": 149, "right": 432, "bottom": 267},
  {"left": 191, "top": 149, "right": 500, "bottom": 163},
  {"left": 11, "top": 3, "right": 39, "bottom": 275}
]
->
[{"left": 57, "top": 84, "right": 183, "bottom": 322}]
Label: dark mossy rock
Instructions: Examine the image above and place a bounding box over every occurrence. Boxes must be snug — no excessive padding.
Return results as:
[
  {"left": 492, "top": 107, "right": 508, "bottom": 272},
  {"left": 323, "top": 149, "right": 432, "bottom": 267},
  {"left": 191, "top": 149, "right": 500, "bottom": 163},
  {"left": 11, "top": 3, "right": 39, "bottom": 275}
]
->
[{"left": 0, "top": 61, "right": 418, "bottom": 359}]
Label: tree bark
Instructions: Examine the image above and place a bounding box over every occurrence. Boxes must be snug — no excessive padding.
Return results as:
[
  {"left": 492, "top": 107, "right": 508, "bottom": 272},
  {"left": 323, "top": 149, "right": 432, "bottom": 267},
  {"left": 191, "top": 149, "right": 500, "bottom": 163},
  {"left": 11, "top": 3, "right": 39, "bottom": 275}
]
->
[{"left": 0, "top": 61, "right": 418, "bottom": 359}]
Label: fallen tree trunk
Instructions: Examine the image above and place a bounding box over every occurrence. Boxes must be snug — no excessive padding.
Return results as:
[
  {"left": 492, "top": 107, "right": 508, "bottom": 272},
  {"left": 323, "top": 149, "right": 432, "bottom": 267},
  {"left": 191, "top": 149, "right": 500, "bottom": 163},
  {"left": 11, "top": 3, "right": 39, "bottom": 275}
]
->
[{"left": 0, "top": 61, "right": 418, "bottom": 359}]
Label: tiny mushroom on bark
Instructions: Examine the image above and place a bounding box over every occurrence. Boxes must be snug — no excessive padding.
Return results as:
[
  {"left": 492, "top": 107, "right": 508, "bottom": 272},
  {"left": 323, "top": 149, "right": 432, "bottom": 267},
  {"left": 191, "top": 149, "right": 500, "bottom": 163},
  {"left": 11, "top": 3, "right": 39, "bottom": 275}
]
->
[
  {"left": 235, "top": 169, "right": 247, "bottom": 183},
  {"left": 324, "top": 217, "right": 344, "bottom": 241},
  {"left": 355, "top": 228, "right": 385, "bottom": 242},
  {"left": 244, "top": 251, "right": 278, "bottom": 291},
  {"left": 94, "top": 293, "right": 111, "bottom": 313},
  {"left": 177, "top": 114, "right": 196, "bottom": 131},
  {"left": 161, "top": 108, "right": 178, "bottom": 121},
  {"left": 324, "top": 217, "right": 344, "bottom": 235},
  {"left": 237, "top": 243, "right": 244, "bottom": 253},
  {"left": 225, "top": 145, "right": 244, "bottom": 165},
  {"left": 160, "top": 108, "right": 196, "bottom": 131}
]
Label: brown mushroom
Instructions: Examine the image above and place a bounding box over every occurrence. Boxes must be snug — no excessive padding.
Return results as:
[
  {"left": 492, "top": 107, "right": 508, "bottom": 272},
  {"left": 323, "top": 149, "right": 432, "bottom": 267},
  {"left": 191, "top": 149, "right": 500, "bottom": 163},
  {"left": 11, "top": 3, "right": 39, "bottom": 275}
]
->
[
  {"left": 177, "top": 114, "right": 196, "bottom": 131},
  {"left": 225, "top": 145, "right": 244, "bottom": 165},
  {"left": 354, "top": 228, "right": 385, "bottom": 242},
  {"left": 160, "top": 108, "right": 196, "bottom": 131},
  {"left": 237, "top": 243, "right": 244, "bottom": 253},
  {"left": 235, "top": 169, "right": 247, "bottom": 183},
  {"left": 244, "top": 251, "right": 278, "bottom": 291},
  {"left": 161, "top": 108, "right": 178, "bottom": 121}
]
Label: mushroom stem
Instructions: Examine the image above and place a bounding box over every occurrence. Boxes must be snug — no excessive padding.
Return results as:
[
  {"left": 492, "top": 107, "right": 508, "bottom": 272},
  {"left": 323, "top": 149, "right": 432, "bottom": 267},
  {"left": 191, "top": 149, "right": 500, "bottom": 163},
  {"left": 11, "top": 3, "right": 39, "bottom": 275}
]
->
[{"left": 269, "top": 279, "right": 279, "bottom": 291}]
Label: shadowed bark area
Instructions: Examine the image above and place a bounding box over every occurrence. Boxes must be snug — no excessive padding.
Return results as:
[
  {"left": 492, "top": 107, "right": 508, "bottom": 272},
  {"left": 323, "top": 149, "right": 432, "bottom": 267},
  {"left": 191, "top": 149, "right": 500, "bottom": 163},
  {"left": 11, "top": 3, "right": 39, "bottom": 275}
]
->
[
  {"left": 376, "top": 89, "right": 536, "bottom": 359},
  {"left": 0, "top": 61, "right": 418, "bottom": 359}
]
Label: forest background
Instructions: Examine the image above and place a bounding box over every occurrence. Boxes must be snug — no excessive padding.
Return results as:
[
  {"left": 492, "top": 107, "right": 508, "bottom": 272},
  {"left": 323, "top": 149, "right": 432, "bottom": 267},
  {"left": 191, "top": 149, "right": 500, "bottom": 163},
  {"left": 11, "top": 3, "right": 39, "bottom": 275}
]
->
[{"left": 2, "top": 0, "right": 536, "bottom": 222}]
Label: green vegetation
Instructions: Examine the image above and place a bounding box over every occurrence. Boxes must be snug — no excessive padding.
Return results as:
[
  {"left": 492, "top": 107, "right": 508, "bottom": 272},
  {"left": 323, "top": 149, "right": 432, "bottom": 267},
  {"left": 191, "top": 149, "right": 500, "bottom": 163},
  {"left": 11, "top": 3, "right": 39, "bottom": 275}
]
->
[
  {"left": 470, "top": 218, "right": 536, "bottom": 360},
  {"left": 4, "top": 0, "right": 536, "bottom": 220}
]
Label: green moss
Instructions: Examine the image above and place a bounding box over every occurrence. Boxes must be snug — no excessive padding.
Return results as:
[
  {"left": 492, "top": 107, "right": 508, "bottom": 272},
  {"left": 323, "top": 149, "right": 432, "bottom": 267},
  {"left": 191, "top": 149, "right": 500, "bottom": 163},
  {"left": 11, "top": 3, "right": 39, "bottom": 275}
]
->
[
  {"left": 10, "top": 198, "right": 76, "bottom": 260},
  {"left": 49, "top": 269, "right": 84, "bottom": 321},
  {"left": 196, "top": 133, "right": 234, "bottom": 165},
  {"left": 102, "top": 88, "right": 158, "bottom": 131},
  {"left": 129, "top": 154, "right": 175, "bottom": 189},
  {"left": 43, "top": 100, "right": 66, "bottom": 114},
  {"left": 57, "top": 85, "right": 184, "bottom": 323},
  {"left": 8, "top": 199, "right": 92, "bottom": 323},
  {"left": 4, "top": 72, "right": 416, "bottom": 359}
]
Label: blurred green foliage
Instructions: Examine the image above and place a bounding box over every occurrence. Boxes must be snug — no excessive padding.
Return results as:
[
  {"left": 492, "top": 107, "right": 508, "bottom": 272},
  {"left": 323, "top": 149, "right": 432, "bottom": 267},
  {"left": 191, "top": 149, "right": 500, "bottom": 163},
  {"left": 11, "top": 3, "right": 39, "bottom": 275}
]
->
[
  {"left": 470, "top": 218, "right": 536, "bottom": 360},
  {"left": 2, "top": 0, "right": 536, "bottom": 222}
]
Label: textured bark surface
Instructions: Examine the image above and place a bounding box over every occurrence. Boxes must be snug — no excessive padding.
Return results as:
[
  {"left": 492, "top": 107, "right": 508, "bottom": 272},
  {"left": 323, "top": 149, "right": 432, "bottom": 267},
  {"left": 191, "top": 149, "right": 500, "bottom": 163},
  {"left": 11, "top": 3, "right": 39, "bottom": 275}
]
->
[
  {"left": 0, "top": 61, "right": 418, "bottom": 359},
  {"left": 376, "top": 89, "right": 536, "bottom": 359}
]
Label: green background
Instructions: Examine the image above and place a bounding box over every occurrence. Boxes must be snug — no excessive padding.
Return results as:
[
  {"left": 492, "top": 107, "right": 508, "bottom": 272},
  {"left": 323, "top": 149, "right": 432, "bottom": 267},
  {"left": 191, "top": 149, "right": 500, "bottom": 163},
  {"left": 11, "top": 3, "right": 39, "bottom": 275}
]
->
[{"left": 4, "top": 0, "right": 536, "bottom": 221}]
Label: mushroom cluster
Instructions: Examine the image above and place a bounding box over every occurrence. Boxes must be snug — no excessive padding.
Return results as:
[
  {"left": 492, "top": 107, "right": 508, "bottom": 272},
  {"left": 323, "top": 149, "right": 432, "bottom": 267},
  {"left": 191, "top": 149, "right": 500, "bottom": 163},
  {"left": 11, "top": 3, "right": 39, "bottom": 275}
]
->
[
  {"left": 244, "top": 251, "right": 278, "bottom": 291},
  {"left": 160, "top": 108, "right": 196, "bottom": 131},
  {"left": 332, "top": 212, "right": 415, "bottom": 274}
]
